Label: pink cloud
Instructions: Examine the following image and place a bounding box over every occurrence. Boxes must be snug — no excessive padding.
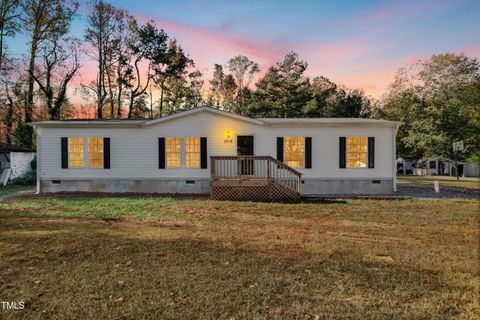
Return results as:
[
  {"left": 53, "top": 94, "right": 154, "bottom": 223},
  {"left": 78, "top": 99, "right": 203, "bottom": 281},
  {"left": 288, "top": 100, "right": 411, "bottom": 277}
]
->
[
  {"left": 138, "top": 16, "right": 289, "bottom": 73},
  {"left": 306, "top": 38, "right": 376, "bottom": 68},
  {"left": 304, "top": 44, "right": 422, "bottom": 98}
]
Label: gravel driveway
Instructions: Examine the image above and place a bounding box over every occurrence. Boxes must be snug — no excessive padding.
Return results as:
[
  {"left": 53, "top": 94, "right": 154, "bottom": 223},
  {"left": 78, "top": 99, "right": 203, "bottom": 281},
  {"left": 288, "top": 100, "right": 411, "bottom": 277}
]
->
[{"left": 396, "top": 182, "right": 479, "bottom": 199}]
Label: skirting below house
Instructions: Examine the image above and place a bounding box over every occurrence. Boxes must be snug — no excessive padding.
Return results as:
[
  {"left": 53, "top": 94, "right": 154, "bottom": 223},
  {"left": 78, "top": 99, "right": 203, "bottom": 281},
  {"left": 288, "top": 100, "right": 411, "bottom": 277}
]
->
[
  {"left": 40, "top": 179, "right": 211, "bottom": 194},
  {"left": 40, "top": 178, "right": 394, "bottom": 195},
  {"left": 301, "top": 179, "right": 393, "bottom": 195}
]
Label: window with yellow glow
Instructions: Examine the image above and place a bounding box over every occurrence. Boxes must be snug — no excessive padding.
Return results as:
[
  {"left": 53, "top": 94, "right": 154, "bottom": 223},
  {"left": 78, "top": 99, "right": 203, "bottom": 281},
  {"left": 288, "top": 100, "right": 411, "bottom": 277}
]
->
[
  {"left": 347, "top": 137, "right": 367, "bottom": 168},
  {"left": 185, "top": 137, "right": 200, "bottom": 168},
  {"left": 166, "top": 137, "right": 181, "bottom": 168},
  {"left": 88, "top": 137, "right": 103, "bottom": 168},
  {"left": 284, "top": 137, "right": 305, "bottom": 167},
  {"left": 68, "top": 137, "right": 84, "bottom": 168}
]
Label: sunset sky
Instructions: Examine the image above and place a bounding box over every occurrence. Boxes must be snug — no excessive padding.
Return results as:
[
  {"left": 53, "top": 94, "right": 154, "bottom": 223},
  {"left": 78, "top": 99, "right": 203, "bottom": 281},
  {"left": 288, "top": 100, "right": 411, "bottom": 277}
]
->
[{"left": 6, "top": 0, "right": 480, "bottom": 99}]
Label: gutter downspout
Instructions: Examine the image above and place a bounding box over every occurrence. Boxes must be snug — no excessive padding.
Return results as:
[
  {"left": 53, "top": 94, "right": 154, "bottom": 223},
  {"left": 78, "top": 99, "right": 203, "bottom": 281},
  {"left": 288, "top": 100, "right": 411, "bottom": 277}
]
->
[
  {"left": 33, "top": 125, "right": 40, "bottom": 194},
  {"left": 393, "top": 124, "right": 400, "bottom": 192}
]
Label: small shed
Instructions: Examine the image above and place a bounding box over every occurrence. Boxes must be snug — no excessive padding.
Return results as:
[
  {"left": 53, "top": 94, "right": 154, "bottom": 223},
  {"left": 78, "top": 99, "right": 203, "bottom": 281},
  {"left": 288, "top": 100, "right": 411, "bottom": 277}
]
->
[
  {"left": 396, "top": 156, "right": 418, "bottom": 175},
  {"left": 0, "top": 143, "right": 36, "bottom": 182},
  {"left": 414, "top": 156, "right": 480, "bottom": 177},
  {"left": 424, "top": 156, "right": 455, "bottom": 176}
]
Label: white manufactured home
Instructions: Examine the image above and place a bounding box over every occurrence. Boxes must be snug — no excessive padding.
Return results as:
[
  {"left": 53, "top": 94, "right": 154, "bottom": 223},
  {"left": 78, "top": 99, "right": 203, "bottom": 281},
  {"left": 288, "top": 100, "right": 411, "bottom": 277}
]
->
[{"left": 29, "top": 107, "right": 401, "bottom": 200}]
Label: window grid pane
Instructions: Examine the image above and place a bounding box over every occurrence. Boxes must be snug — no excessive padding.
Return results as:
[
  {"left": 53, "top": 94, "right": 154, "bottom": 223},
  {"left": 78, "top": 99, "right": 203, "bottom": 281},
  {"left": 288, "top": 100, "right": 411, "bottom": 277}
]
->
[
  {"left": 185, "top": 137, "right": 200, "bottom": 168},
  {"left": 68, "top": 137, "right": 84, "bottom": 168},
  {"left": 88, "top": 137, "right": 103, "bottom": 168},
  {"left": 347, "top": 136, "right": 367, "bottom": 168},
  {"left": 284, "top": 137, "right": 305, "bottom": 168},
  {"left": 166, "top": 137, "right": 181, "bottom": 168}
]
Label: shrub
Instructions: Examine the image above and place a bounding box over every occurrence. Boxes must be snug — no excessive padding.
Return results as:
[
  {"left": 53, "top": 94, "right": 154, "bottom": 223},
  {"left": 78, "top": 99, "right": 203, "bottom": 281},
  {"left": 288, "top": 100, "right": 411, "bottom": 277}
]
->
[{"left": 467, "top": 150, "right": 480, "bottom": 165}]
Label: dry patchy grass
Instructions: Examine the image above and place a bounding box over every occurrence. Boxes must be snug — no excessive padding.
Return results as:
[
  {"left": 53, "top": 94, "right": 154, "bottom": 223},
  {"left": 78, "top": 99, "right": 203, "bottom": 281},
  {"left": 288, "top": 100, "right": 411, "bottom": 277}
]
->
[{"left": 0, "top": 196, "right": 479, "bottom": 319}]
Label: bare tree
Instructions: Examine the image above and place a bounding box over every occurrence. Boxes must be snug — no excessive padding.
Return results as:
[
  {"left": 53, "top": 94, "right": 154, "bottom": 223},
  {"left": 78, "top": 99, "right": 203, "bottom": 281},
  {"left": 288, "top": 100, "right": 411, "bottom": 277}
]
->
[
  {"left": 0, "top": 0, "right": 20, "bottom": 68},
  {"left": 21, "top": 0, "right": 77, "bottom": 145},
  {"left": 126, "top": 22, "right": 168, "bottom": 119},
  {"left": 208, "top": 64, "right": 237, "bottom": 111},
  {"left": 84, "top": 0, "right": 120, "bottom": 118},
  {"left": 99, "top": 9, "right": 137, "bottom": 118},
  {"left": 0, "top": 58, "right": 22, "bottom": 143},
  {"left": 30, "top": 37, "right": 80, "bottom": 120},
  {"left": 154, "top": 39, "right": 192, "bottom": 116},
  {"left": 226, "top": 55, "right": 259, "bottom": 113}
]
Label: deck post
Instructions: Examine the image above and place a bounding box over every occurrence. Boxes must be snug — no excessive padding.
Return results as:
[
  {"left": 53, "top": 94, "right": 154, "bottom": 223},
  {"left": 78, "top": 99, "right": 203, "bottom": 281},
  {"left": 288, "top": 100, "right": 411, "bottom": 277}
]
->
[
  {"left": 210, "top": 157, "right": 215, "bottom": 178},
  {"left": 267, "top": 158, "right": 270, "bottom": 180}
]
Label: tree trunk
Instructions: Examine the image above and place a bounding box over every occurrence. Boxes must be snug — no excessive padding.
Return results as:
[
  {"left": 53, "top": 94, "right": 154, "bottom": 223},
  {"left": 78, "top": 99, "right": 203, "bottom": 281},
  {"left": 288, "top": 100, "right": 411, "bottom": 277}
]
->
[
  {"left": 149, "top": 85, "right": 153, "bottom": 119},
  {"left": 24, "top": 39, "right": 37, "bottom": 147},
  {"left": 116, "top": 62, "right": 123, "bottom": 118},
  {"left": 5, "top": 86, "right": 14, "bottom": 144},
  {"left": 97, "top": 34, "right": 104, "bottom": 118},
  {"left": 159, "top": 85, "right": 164, "bottom": 117},
  {"left": 106, "top": 68, "right": 115, "bottom": 118},
  {"left": 0, "top": 27, "right": 4, "bottom": 68},
  {"left": 127, "top": 93, "right": 134, "bottom": 119}
]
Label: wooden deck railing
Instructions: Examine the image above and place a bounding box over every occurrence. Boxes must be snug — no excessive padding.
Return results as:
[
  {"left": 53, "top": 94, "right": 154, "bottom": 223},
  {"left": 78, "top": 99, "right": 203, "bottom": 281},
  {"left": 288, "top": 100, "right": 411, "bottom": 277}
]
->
[{"left": 210, "top": 156, "right": 302, "bottom": 193}]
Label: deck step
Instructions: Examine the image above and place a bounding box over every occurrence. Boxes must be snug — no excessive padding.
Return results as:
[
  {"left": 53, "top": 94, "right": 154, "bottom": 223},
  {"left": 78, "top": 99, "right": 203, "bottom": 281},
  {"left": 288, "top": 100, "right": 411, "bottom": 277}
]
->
[{"left": 210, "top": 156, "right": 301, "bottom": 201}]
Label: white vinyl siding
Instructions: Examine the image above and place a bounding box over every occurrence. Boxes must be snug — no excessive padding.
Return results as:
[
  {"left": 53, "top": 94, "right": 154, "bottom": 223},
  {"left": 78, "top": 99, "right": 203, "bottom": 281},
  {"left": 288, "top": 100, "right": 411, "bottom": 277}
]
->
[{"left": 37, "top": 111, "right": 395, "bottom": 180}]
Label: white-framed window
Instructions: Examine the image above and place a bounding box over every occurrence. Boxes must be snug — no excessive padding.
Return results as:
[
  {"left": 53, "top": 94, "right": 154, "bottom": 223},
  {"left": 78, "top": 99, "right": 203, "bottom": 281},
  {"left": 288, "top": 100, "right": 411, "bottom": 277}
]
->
[
  {"left": 166, "top": 137, "right": 181, "bottom": 168},
  {"left": 284, "top": 137, "right": 305, "bottom": 168},
  {"left": 88, "top": 137, "right": 103, "bottom": 168},
  {"left": 347, "top": 136, "right": 367, "bottom": 168},
  {"left": 185, "top": 137, "right": 200, "bottom": 168},
  {"left": 68, "top": 137, "right": 85, "bottom": 168}
]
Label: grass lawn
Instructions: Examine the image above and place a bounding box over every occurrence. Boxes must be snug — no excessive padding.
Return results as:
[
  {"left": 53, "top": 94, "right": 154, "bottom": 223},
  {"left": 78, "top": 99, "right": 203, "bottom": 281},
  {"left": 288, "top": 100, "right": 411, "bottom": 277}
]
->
[
  {"left": 0, "top": 190, "right": 478, "bottom": 319},
  {"left": 398, "top": 175, "right": 480, "bottom": 189},
  {"left": 0, "top": 185, "right": 35, "bottom": 197}
]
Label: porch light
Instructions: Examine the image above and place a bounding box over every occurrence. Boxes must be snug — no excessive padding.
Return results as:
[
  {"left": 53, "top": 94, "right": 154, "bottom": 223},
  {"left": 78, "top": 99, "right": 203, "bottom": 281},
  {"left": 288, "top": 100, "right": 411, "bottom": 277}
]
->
[{"left": 224, "top": 129, "right": 233, "bottom": 139}]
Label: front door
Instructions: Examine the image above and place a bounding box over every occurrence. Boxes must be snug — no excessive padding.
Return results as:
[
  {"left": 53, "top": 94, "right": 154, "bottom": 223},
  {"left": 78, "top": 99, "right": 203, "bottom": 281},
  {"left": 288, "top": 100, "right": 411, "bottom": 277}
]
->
[{"left": 237, "top": 136, "right": 254, "bottom": 175}]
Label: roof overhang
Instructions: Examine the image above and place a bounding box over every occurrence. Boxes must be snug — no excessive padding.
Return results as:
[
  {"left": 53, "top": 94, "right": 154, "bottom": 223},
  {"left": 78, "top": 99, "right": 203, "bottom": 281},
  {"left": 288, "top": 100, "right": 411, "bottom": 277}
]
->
[
  {"left": 260, "top": 118, "right": 403, "bottom": 127},
  {"left": 28, "top": 120, "right": 144, "bottom": 128},
  {"left": 27, "top": 107, "right": 402, "bottom": 128}
]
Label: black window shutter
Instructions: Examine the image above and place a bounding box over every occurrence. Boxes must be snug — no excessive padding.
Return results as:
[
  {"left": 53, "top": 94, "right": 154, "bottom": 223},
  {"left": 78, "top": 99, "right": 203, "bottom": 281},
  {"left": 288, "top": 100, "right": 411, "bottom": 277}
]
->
[
  {"left": 305, "top": 137, "right": 312, "bottom": 169},
  {"left": 277, "top": 137, "right": 284, "bottom": 162},
  {"left": 61, "top": 137, "right": 68, "bottom": 169},
  {"left": 368, "top": 137, "right": 375, "bottom": 168},
  {"left": 158, "top": 137, "right": 166, "bottom": 169},
  {"left": 339, "top": 137, "right": 346, "bottom": 168},
  {"left": 200, "top": 137, "right": 207, "bottom": 169},
  {"left": 103, "top": 137, "right": 111, "bottom": 169}
]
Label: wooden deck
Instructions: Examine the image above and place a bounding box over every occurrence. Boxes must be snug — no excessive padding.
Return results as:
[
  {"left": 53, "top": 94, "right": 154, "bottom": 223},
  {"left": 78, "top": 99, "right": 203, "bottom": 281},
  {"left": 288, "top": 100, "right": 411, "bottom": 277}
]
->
[{"left": 210, "top": 156, "right": 302, "bottom": 201}]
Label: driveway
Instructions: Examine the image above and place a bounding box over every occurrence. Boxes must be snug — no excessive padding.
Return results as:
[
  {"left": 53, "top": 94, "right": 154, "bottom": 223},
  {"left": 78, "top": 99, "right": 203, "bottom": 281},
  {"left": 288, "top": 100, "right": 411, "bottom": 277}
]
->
[{"left": 396, "top": 180, "right": 479, "bottom": 199}]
